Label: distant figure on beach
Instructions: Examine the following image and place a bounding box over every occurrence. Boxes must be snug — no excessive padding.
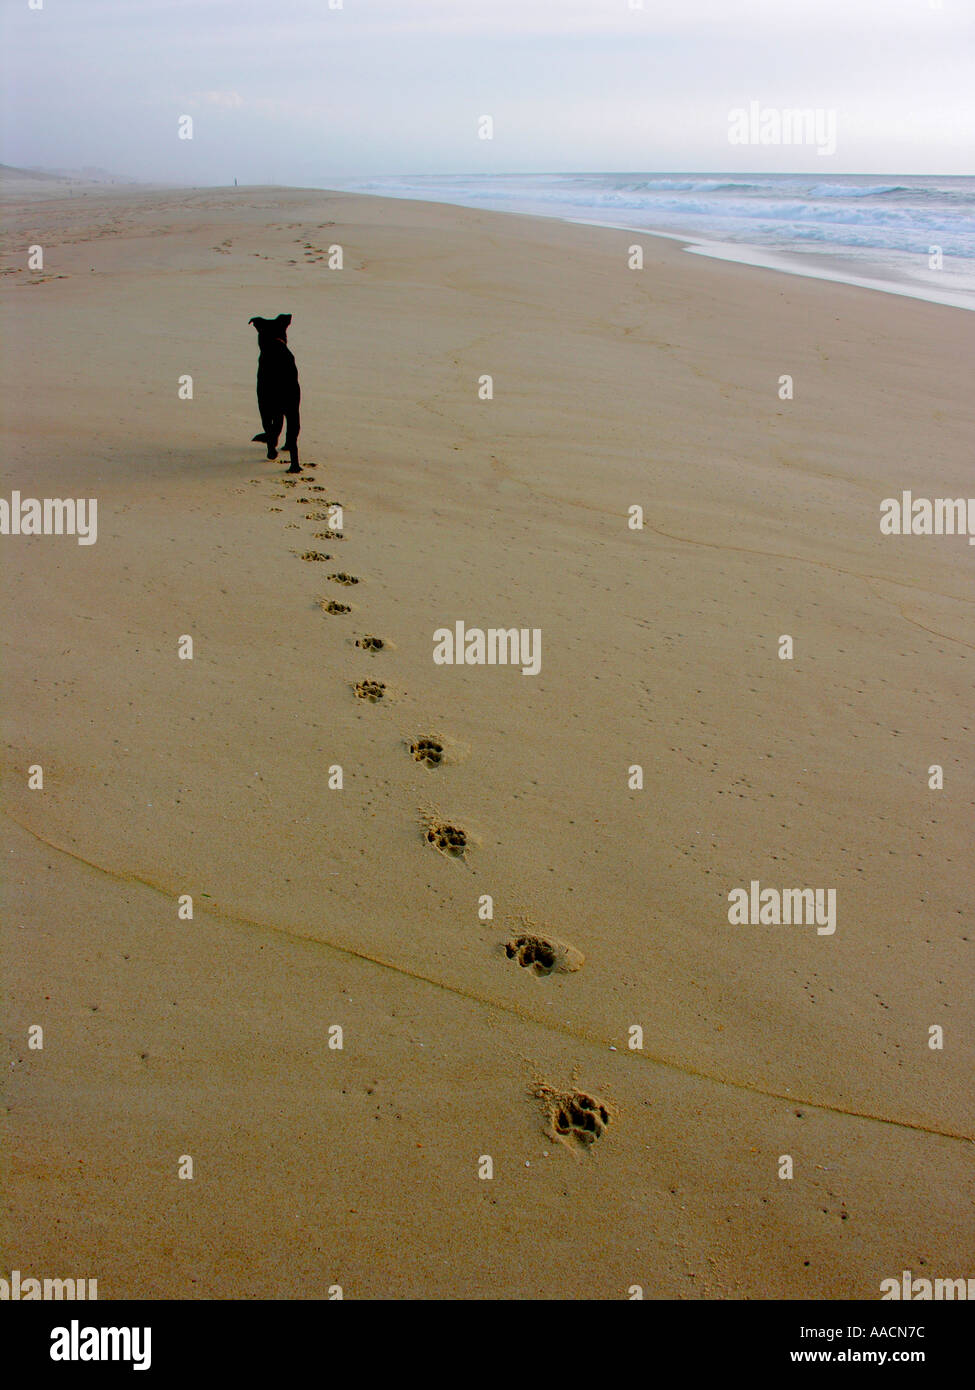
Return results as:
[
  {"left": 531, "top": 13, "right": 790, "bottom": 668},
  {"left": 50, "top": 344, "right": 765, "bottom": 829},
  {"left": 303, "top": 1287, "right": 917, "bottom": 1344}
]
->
[{"left": 249, "top": 313, "right": 301, "bottom": 472}]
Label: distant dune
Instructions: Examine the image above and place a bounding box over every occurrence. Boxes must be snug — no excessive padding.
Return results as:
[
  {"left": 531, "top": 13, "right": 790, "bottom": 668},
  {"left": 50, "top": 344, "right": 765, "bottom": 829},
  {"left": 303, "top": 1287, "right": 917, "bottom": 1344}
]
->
[{"left": 0, "top": 164, "right": 145, "bottom": 198}]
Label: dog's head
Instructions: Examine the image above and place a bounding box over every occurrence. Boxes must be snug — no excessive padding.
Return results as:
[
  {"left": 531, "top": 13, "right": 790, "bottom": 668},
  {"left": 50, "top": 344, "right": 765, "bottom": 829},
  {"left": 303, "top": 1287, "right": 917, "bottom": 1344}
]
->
[{"left": 249, "top": 313, "right": 292, "bottom": 347}]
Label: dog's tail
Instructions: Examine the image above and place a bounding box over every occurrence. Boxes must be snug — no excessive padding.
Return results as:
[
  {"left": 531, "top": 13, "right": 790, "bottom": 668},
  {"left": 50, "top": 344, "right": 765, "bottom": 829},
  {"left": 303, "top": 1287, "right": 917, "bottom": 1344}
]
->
[{"left": 252, "top": 432, "right": 268, "bottom": 442}]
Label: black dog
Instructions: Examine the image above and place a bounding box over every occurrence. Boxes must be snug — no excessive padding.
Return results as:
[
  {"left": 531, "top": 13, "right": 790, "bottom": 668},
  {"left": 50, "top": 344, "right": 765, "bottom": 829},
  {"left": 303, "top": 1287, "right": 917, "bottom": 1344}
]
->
[{"left": 249, "top": 313, "right": 301, "bottom": 472}]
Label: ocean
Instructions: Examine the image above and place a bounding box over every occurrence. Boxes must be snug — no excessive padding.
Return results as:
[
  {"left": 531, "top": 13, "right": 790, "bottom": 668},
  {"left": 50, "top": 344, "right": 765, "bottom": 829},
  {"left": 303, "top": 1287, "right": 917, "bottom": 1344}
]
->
[{"left": 325, "top": 172, "right": 975, "bottom": 311}]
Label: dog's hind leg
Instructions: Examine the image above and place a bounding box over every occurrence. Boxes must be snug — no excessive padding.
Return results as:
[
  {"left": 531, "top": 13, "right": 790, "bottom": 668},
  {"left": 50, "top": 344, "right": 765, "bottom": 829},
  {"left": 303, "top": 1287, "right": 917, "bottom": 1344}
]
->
[{"left": 284, "top": 401, "right": 301, "bottom": 473}]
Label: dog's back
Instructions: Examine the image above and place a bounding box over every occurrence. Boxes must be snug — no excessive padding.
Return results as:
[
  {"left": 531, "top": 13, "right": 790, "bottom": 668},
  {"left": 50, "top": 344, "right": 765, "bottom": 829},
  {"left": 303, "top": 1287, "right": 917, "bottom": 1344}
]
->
[{"left": 254, "top": 327, "right": 298, "bottom": 394}]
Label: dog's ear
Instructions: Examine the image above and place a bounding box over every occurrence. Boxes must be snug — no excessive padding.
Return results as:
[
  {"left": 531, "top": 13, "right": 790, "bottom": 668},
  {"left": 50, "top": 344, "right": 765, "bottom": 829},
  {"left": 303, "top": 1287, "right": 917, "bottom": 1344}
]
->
[
  {"left": 276, "top": 313, "right": 292, "bottom": 328},
  {"left": 249, "top": 316, "right": 265, "bottom": 330}
]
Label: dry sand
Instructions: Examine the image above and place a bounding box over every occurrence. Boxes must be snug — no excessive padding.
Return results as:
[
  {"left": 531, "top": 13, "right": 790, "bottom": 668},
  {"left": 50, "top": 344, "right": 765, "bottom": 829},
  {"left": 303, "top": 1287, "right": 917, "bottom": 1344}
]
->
[{"left": 1, "top": 176, "right": 973, "bottom": 1299}]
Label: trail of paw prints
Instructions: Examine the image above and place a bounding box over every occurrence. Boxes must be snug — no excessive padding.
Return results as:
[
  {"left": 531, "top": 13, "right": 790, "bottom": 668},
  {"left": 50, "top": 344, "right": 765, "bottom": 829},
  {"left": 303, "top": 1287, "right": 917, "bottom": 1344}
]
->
[
  {"left": 253, "top": 472, "right": 375, "bottom": 712},
  {"left": 293, "top": 237, "right": 333, "bottom": 264},
  {"left": 263, "top": 431, "right": 604, "bottom": 1161},
  {"left": 534, "top": 1085, "right": 612, "bottom": 1150},
  {"left": 245, "top": 427, "right": 327, "bottom": 567},
  {"left": 252, "top": 456, "right": 365, "bottom": 699},
  {"left": 243, "top": 326, "right": 600, "bottom": 1172},
  {"left": 252, "top": 464, "right": 381, "bottom": 735},
  {"left": 250, "top": 469, "right": 338, "bottom": 567}
]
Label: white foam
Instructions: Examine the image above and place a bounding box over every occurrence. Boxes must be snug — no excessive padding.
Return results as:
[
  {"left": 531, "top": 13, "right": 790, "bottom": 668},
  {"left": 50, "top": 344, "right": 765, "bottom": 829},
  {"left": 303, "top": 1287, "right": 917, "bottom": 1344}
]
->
[{"left": 681, "top": 239, "right": 975, "bottom": 312}]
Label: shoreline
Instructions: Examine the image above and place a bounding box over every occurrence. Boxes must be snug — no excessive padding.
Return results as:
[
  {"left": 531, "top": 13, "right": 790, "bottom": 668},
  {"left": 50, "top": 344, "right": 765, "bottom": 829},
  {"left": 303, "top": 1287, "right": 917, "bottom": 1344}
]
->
[{"left": 581, "top": 219, "right": 975, "bottom": 313}]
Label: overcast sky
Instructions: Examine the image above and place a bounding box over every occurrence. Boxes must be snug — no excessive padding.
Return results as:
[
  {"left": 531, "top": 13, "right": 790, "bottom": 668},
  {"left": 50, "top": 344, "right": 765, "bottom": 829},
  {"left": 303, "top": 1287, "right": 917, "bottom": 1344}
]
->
[{"left": 1, "top": 0, "right": 972, "bottom": 181}]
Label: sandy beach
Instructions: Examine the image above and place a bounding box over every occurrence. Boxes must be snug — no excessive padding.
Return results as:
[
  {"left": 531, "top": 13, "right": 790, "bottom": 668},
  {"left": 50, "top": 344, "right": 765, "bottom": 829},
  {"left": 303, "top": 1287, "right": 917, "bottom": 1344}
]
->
[{"left": 2, "top": 174, "right": 973, "bottom": 1299}]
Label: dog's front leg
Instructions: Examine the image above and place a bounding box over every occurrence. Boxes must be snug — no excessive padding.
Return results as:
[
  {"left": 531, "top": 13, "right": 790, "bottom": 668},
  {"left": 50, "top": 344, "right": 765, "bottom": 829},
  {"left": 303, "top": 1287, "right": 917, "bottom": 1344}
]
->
[{"left": 263, "top": 414, "right": 283, "bottom": 460}]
